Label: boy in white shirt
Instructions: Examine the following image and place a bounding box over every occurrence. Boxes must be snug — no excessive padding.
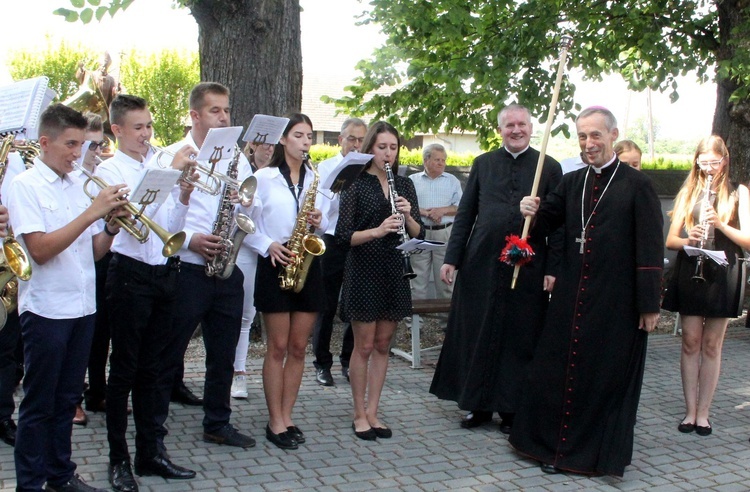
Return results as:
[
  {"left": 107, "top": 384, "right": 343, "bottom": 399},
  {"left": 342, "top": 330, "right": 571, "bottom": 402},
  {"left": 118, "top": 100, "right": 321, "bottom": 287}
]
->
[{"left": 9, "top": 104, "right": 128, "bottom": 492}]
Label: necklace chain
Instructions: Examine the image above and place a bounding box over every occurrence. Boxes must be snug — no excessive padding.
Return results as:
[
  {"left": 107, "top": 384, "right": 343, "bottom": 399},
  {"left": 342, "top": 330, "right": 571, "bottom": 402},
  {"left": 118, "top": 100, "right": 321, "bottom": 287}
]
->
[{"left": 577, "top": 163, "right": 620, "bottom": 254}]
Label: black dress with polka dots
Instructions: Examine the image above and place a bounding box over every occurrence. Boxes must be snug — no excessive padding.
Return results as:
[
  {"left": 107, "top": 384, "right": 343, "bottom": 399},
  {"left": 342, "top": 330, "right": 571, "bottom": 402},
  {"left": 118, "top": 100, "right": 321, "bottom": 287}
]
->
[{"left": 335, "top": 171, "right": 425, "bottom": 323}]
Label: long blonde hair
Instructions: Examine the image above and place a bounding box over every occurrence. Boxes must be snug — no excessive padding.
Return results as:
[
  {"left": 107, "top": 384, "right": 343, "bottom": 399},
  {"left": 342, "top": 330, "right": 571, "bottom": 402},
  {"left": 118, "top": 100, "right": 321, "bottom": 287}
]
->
[{"left": 670, "top": 135, "right": 735, "bottom": 231}]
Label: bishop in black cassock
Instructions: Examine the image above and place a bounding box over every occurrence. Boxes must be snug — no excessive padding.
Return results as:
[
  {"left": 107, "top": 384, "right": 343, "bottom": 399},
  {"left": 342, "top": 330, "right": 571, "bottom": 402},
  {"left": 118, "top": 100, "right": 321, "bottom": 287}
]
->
[
  {"left": 509, "top": 107, "right": 663, "bottom": 477},
  {"left": 429, "top": 104, "right": 562, "bottom": 428}
]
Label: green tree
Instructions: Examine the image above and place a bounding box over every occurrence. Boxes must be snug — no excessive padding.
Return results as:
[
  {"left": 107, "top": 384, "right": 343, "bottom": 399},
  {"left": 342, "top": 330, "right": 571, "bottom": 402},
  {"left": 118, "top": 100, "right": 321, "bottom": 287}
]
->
[
  {"left": 55, "top": 0, "right": 303, "bottom": 134},
  {"left": 331, "top": 1, "right": 750, "bottom": 180},
  {"left": 6, "top": 38, "right": 91, "bottom": 102},
  {"left": 120, "top": 49, "right": 199, "bottom": 144}
]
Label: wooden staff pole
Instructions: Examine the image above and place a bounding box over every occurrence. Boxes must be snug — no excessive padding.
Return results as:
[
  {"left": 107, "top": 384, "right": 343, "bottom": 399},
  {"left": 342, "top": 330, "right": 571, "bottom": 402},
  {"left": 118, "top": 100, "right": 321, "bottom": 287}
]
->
[{"left": 511, "top": 34, "right": 574, "bottom": 289}]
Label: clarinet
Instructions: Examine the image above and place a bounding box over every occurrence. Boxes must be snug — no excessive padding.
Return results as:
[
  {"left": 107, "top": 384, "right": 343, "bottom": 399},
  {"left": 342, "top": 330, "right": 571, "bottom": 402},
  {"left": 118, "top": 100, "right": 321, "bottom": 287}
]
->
[
  {"left": 384, "top": 162, "right": 417, "bottom": 280},
  {"left": 691, "top": 173, "right": 714, "bottom": 283}
]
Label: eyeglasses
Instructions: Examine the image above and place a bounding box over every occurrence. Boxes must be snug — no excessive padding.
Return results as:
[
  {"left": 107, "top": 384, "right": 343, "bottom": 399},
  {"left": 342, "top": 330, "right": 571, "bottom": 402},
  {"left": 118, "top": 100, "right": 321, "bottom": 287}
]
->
[
  {"left": 344, "top": 136, "right": 365, "bottom": 144},
  {"left": 88, "top": 140, "right": 107, "bottom": 151},
  {"left": 697, "top": 157, "right": 725, "bottom": 168}
]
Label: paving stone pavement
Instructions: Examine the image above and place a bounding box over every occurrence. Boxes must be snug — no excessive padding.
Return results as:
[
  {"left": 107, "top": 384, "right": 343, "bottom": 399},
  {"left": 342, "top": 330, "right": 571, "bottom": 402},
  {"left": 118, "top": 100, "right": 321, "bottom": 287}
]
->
[{"left": 2, "top": 327, "right": 750, "bottom": 491}]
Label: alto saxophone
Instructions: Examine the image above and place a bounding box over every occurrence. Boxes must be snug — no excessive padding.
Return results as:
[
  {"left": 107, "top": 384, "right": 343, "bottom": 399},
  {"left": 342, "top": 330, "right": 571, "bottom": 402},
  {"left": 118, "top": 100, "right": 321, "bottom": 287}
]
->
[
  {"left": 279, "top": 153, "right": 326, "bottom": 293},
  {"left": 205, "top": 146, "right": 257, "bottom": 279}
]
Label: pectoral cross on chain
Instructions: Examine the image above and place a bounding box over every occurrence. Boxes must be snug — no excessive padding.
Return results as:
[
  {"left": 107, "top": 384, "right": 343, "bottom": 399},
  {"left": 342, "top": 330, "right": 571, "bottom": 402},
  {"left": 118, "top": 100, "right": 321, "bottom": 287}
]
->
[{"left": 576, "top": 230, "right": 586, "bottom": 254}]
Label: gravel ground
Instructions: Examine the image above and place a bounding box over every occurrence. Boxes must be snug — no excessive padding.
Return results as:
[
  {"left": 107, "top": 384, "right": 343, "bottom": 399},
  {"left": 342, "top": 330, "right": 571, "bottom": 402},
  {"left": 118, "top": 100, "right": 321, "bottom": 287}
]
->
[{"left": 184, "top": 309, "right": 744, "bottom": 363}]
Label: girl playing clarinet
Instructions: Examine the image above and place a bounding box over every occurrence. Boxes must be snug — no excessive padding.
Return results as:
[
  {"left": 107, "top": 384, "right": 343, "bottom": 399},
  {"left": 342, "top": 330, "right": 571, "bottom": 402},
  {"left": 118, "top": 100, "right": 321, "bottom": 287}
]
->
[{"left": 663, "top": 135, "right": 750, "bottom": 436}]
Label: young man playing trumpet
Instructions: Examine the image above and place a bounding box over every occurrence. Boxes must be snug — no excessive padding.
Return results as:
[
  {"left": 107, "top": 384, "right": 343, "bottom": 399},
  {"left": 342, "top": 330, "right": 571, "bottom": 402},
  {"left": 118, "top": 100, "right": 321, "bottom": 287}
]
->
[
  {"left": 96, "top": 95, "right": 199, "bottom": 491},
  {"left": 9, "top": 103, "right": 129, "bottom": 492}
]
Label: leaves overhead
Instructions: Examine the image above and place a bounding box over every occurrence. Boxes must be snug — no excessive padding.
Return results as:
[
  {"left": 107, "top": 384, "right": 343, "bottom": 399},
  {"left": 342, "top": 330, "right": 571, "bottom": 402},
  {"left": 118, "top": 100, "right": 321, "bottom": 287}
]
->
[{"left": 331, "top": 0, "right": 719, "bottom": 148}]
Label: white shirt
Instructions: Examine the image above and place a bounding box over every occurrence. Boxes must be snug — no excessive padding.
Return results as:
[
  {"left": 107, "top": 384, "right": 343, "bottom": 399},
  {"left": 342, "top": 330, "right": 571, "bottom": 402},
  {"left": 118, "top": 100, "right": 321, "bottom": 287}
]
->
[
  {"left": 161, "top": 132, "right": 253, "bottom": 266},
  {"left": 1, "top": 153, "right": 26, "bottom": 204},
  {"left": 408, "top": 170, "right": 463, "bottom": 226},
  {"left": 252, "top": 164, "right": 329, "bottom": 258},
  {"left": 560, "top": 155, "right": 587, "bottom": 174},
  {"left": 317, "top": 153, "right": 343, "bottom": 235},
  {"left": 8, "top": 158, "right": 98, "bottom": 319},
  {"left": 96, "top": 150, "right": 188, "bottom": 265}
]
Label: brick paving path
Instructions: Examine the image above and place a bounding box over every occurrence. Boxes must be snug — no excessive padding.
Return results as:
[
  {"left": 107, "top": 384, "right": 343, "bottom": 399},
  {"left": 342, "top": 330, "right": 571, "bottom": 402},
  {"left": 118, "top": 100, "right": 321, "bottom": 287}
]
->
[{"left": 1, "top": 327, "right": 750, "bottom": 491}]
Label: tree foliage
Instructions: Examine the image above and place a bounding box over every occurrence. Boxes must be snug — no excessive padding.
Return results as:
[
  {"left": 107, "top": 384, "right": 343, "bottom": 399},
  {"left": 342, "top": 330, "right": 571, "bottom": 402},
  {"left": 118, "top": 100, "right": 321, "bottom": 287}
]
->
[
  {"left": 329, "top": 0, "right": 721, "bottom": 150},
  {"left": 120, "top": 49, "right": 199, "bottom": 144},
  {"left": 54, "top": 0, "right": 303, "bottom": 143},
  {"left": 6, "top": 39, "right": 91, "bottom": 102},
  {"left": 7, "top": 42, "right": 199, "bottom": 141}
]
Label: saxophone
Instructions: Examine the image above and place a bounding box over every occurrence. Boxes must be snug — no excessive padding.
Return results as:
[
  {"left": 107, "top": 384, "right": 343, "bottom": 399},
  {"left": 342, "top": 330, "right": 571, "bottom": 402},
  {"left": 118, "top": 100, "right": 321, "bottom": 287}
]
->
[
  {"left": 279, "top": 153, "right": 326, "bottom": 293},
  {"left": 205, "top": 146, "right": 257, "bottom": 279},
  {"left": 0, "top": 135, "right": 33, "bottom": 330}
]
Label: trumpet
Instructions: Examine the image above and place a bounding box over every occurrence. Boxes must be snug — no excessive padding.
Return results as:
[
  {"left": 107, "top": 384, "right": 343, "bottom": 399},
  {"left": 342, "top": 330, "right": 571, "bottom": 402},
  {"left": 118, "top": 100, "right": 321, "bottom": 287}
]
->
[
  {"left": 75, "top": 164, "right": 186, "bottom": 257},
  {"left": 147, "top": 142, "right": 252, "bottom": 196}
]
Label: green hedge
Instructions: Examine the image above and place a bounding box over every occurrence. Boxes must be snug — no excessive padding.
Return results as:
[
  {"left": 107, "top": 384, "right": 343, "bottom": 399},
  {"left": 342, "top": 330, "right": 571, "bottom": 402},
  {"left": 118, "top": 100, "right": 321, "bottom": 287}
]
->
[
  {"left": 309, "top": 144, "right": 477, "bottom": 167},
  {"left": 310, "top": 144, "right": 691, "bottom": 170}
]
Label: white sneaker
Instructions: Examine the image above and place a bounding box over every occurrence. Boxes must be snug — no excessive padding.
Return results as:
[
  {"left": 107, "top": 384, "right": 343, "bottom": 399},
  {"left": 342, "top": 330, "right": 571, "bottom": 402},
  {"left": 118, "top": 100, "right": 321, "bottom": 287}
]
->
[{"left": 231, "top": 374, "right": 248, "bottom": 399}]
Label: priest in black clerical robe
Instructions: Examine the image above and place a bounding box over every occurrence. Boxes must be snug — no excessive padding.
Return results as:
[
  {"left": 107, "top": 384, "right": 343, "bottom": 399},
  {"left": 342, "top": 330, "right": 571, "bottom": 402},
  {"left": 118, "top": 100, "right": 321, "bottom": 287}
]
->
[
  {"left": 429, "top": 141, "right": 562, "bottom": 425},
  {"left": 509, "top": 126, "right": 663, "bottom": 476}
]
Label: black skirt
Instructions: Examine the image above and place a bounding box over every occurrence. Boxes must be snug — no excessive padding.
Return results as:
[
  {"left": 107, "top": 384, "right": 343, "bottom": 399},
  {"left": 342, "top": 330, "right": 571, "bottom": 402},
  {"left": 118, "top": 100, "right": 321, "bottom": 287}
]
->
[{"left": 254, "top": 253, "right": 326, "bottom": 313}]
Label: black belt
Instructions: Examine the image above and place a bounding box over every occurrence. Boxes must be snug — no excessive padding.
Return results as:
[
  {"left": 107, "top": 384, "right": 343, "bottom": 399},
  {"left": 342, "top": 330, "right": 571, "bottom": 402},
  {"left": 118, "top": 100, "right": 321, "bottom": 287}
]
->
[
  {"left": 112, "top": 253, "right": 180, "bottom": 276},
  {"left": 424, "top": 223, "right": 453, "bottom": 231}
]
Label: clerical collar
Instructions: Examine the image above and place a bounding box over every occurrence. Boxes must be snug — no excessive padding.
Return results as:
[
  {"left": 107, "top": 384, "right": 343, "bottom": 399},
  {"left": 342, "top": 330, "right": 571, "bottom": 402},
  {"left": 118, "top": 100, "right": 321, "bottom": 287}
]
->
[
  {"left": 505, "top": 145, "right": 530, "bottom": 159},
  {"left": 591, "top": 154, "right": 617, "bottom": 174}
]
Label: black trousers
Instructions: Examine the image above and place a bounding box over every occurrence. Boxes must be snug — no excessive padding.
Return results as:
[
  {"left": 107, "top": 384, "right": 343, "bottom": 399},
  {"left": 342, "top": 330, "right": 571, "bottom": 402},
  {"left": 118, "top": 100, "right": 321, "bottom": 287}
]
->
[
  {"left": 105, "top": 254, "right": 180, "bottom": 463},
  {"left": 312, "top": 234, "right": 353, "bottom": 370},
  {"left": 85, "top": 252, "right": 112, "bottom": 404},
  {"left": 0, "top": 308, "right": 20, "bottom": 421},
  {"left": 154, "top": 263, "right": 243, "bottom": 437}
]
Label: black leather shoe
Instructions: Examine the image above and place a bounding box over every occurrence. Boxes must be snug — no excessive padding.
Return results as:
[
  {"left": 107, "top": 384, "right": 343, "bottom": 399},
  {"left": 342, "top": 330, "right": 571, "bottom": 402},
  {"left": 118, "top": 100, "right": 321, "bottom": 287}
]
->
[
  {"left": 352, "top": 422, "right": 377, "bottom": 441},
  {"left": 287, "top": 425, "right": 305, "bottom": 444},
  {"left": 540, "top": 463, "right": 562, "bottom": 474},
  {"left": 84, "top": 398, "right": 106, "bottom": 413},
  {"left": 204, "top": 424, "right": 256, "bottom": 448},
  {"left": 44, "top": 473, "right": 106, "bottom": 491},
  {"left": 342, "top": 366, "right": 350, "bottom": 382},
  {"left": 108, "top": 460, "right": 138, "bottom": 492},
  {"left": 266, "top": 424, "right": 298, "bottom": 450},
  {"left": 372, "top": 426, "right": 392, "bottom": 439},
  {"left": 695, "top": 420, "right": 712, "bottom": 436},
  {"left": 677, "top": 419, "right": 695, "bottom": 433},
  {"left": 460, "top": 411, "right": 492, "bottom": 429},
  {"left": 170, "top": 384, "right": 203, "bottom": 406},
  {"left": 133, "top": 454, "right": 196, "bottom": 479},
  {"left": 498, "top": 414, "right": 514, "bottom": 435},
  {"left": 0, "top": 418, "right": 16, "bottom": 446},
  {"left": 316, "top": 368, "right": 334, "bottom": 386}
]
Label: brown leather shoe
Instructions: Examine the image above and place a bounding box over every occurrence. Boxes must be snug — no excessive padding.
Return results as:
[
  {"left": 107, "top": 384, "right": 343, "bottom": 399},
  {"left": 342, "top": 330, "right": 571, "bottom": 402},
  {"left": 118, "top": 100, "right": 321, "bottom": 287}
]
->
[{"left": 73, "top": 404, "right": 88, "bottom": 426}]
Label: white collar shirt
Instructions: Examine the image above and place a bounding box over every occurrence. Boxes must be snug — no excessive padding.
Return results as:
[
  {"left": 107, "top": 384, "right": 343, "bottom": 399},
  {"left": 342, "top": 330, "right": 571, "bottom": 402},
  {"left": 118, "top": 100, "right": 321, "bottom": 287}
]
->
[
  {"left": 96, "top": 150, "right": 188, "bottom": 265},
  {"left": 1, "top": 153, "right": 26, "bottom": 204},
  {"left": 162, "top": 132, "right": 253, "bottom": 266},
  {"left": 8, "top": 157, "right": 97, "bottom": 319},
  {"left": 252, "top": 164, "right": 329, "bottom": 258},
  {"left": 408, "top": 170, "right": 463, "bottom": 226},
  {"left": 317, "top": 152, "right": 343, "bottom": 235}
]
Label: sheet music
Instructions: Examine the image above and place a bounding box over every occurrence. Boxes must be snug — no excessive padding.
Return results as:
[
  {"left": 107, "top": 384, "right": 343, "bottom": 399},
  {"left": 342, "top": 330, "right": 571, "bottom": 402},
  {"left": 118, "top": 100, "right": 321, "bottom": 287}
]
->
[
  {"left": 130, "top": 168, "right": 182, "bottom": 206},
  {"left": 320, "top": 152, "right": 374, "bottom": 191},
  {"left": 243, "top": 114, "right": 289, "bottom": 145},
  {"left": 397, "top": 238, "right": 446, "bottom": 253},
  {"left": 0, "top": 77, "right": 56, "bottom": 138},
  {"left": 196, "top": 126, "right": 244, "bottom": 162},
  {"left": 683, "top": 245, "right": 728, "bottom": 266}
]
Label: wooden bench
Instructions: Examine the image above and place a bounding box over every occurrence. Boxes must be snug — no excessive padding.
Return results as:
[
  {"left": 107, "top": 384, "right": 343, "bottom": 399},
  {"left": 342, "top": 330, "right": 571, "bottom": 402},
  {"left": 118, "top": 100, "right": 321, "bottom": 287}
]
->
[{"left": 392, "top": 298, "right": 451, "bottom": 369}]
